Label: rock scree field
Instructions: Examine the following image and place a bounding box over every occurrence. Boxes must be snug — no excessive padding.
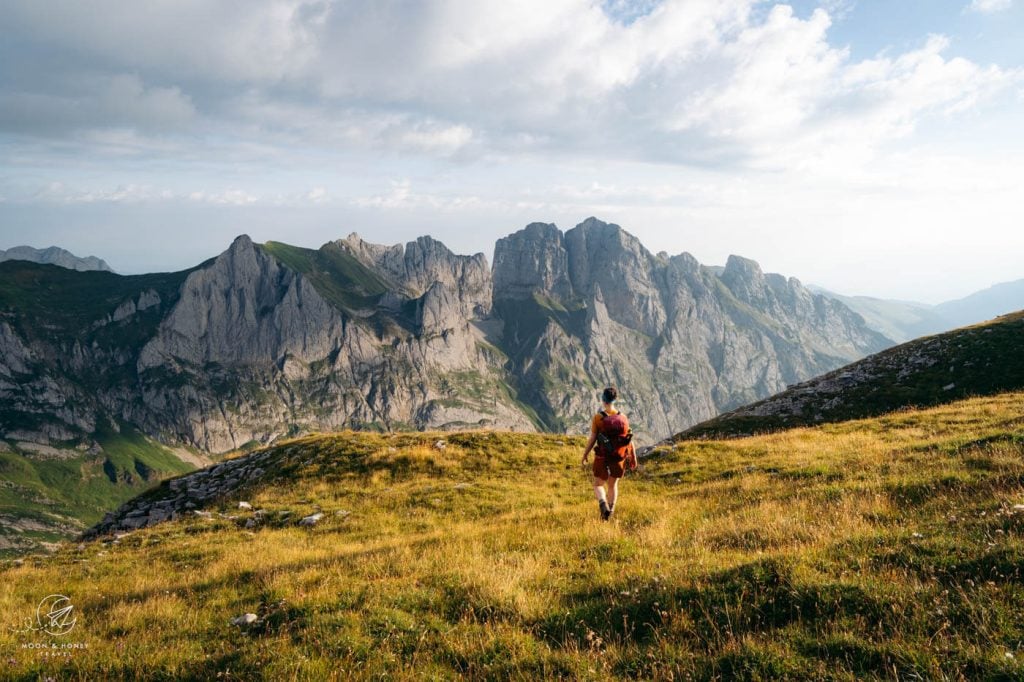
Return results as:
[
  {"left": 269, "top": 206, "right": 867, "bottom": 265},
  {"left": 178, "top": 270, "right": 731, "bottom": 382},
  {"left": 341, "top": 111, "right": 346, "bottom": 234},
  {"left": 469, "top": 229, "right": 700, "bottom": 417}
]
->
[{"left": 3, "top": 392, "right": 1024, "bottom": 679}]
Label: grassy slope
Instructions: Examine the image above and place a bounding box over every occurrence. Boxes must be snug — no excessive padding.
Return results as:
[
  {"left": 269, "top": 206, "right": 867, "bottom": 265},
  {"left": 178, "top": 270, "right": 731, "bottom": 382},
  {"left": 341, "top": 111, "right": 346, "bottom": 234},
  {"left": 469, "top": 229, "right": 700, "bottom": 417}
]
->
[
  {"left": 3, "top": 394, "right": 1024, "bottom": 679},
  {"left": 0, "top": 260, "right": 191, "bottom": 338},
  {"left": 259, "top": 241, "right": 394, "bottom": 313},
  {"left": 0, "top": 427, "right": 197, "bottom": 555},
  {"left": 679, "top": 310, "right": 1024, "bottom": 441}
]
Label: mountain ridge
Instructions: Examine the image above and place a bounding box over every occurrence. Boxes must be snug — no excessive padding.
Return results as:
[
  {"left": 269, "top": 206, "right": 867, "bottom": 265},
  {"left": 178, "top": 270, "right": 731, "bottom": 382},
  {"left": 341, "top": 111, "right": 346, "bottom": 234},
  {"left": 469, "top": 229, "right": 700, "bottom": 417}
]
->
[
  {"left": 0, "top": 218, "right": 890, "bottom": 457},
  {"left": 812, "top": 278, "right": 1024, "bottom": 342},
  {"left": 670, "top": 310, "right": 1024, "bottom": 441},
  {"left": 0, "top": 244, "right": 113, "bottom": 272}
]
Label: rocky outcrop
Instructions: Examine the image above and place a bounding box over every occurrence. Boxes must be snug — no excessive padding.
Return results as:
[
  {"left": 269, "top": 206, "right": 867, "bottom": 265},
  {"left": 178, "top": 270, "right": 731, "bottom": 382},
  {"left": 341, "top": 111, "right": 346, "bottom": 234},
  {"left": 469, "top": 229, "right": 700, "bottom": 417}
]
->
[
  {"left": 127, "top": 235, "right": 531, "bottom": 451},
  {"left": 84, "top": 445, "right": 280, "bottom": 537},
  {"left": 338, "top": 233, "right": 493, "bottom": 322},
  {"left": 0, "top": 245, "right": 113, "bottom": 272}
]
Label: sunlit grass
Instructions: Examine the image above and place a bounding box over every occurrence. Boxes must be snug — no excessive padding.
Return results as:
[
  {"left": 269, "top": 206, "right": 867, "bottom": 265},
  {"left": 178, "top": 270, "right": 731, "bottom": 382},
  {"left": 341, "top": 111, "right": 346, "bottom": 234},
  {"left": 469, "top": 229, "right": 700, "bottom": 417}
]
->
[{"left": 3, "top": 395, "right": 1024, "bottom": 679}]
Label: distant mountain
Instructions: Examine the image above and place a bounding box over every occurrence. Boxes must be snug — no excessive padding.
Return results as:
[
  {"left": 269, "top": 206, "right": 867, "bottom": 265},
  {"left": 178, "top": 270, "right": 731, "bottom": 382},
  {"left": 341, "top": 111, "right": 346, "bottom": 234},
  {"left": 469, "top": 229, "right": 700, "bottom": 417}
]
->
[
  {"left": 0, "top": 245, "right": 113, "bottom": 272},
  {"left": 813, "top": 279, "right": 1024, "bottom": 343},
  {"left": 935, "top": 279, "right": 1024, "bottom": 329},
  {"left": 0, "top": 218, "right": 888, "bottom": 455},
  {"left": 807, "top": 286, "right": 948, "bottom": 343},
  {"left": 671, "top": 310, "right": 1024, "bottom": 441}
]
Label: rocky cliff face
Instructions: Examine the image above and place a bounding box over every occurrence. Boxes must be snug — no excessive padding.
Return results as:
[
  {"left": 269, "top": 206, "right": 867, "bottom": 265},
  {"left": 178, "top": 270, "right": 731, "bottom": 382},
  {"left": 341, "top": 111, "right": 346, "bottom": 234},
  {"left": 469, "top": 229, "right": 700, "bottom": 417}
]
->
[
  {"left": 671, "top": 310, "right": 1024, "bottom": 441},
  {"left": 491, "top": 218, "right": 891, "bottom": 441},
  {"left": 0, "top": 219, "right": 890, "bottom": 458}
]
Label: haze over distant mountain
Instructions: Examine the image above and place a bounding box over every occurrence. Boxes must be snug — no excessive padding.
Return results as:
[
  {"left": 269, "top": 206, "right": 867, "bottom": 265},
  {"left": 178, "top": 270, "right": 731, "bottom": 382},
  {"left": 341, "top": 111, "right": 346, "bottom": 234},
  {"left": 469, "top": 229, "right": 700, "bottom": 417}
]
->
[
  {"left": 934, "top": 279, "right": 1024, "bottom": 329},
  {"left": 813, "top": 278, "right": 1024, "bottom": 343},
  {"left": 807, "top": 286, "right": 948, "bottom": 343},
  {"left": 0, "top": 244, "right": 113, "bottom": 272}
]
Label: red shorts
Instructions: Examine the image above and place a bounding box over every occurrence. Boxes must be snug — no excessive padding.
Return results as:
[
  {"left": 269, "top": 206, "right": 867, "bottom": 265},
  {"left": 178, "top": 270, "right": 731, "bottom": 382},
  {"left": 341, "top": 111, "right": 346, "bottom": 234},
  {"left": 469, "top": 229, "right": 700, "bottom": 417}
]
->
[{"left": 592, "top": 455, "right": 625, "bottom": 480}]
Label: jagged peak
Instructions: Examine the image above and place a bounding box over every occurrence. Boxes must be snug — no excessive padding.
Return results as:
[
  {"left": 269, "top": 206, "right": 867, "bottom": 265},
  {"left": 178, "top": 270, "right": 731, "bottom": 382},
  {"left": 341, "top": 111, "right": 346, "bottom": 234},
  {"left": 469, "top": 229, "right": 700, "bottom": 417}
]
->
[
  {"left": 224, "top": 235, "right": 257, "bottom": 260},
  {"left": 723, "top": 254, "right": 763, "bottom": 279},
  {"left": 517, "top": 222, "right": 563, "bottom": 239},
  {"left": 575, "top": 216, "right": 617, "bottom": 231},
  {"left": 229, "top": 234, "right": 254, "bottom": 249},
  {"left": 567, "top": 217, "right": 628, "bottom": 240},
  {"left": 669, "top": 251, "right": 700, "bottom": 271}
]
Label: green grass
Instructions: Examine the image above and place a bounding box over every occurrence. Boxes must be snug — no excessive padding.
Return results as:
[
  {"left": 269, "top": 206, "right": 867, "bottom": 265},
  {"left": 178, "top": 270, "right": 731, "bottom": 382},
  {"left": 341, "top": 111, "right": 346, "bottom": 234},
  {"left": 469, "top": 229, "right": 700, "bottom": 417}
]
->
[
  {"left": 0, "top": 260, "right": 191, "bottom": 338},
  {"left": 259, "top": 240, "right": 394, "bottom": 313},
  {"left": 94, "top": 422, "right": 195, "bottom": 482},
  {"left": 3, "top": 393, "right": 1024, "bottom": 678},
  {"left": 492, "top": 295, "right": 593, "bottom": 431},
  {"left": 0, "top": 428, "right": 198, "bottom": 556}
]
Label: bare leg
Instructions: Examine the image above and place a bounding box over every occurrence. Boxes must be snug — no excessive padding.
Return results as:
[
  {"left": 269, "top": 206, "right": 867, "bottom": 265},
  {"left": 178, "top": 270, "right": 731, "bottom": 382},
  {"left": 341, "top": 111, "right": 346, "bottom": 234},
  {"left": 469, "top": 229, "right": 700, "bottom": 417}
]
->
[
  {"left": 593, "top": 476, "right": 611, "bottom": 519},
  {"left": 607, "top": 477, "right": 620, "bottom": 511}
]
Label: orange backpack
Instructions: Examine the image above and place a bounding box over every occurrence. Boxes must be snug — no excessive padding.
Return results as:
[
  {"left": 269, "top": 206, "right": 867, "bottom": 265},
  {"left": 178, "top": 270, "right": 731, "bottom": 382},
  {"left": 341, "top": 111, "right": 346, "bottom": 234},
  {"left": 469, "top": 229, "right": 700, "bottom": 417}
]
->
[{"left": 596, "top": 411, "right": 633, "bottom": 462}]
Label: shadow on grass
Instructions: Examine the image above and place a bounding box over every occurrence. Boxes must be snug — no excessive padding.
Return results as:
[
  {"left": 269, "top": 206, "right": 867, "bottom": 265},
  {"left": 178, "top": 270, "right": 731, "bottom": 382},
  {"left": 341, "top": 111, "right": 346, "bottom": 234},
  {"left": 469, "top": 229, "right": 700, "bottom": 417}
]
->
[{"left": 535, "top": 558, "right": 895, "bottom": 650}]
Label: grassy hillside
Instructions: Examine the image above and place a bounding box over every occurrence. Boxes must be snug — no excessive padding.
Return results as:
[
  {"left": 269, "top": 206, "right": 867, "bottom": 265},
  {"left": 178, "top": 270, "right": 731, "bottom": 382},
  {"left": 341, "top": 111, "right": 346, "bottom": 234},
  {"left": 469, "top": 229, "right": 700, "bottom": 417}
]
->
[
  {"left": 3, "top": 394, "right": 1024, "bottom": 679},
  {"left": 0, "top": 260, "right": 192, "bottom": 338},
  {"left": 0, "top": 426, "right": 198, "bottom": 556},
  {"left": 259, "top": 241, "right": 395, "bottom": 313},
  {"left": 677, "top": 310, "right": 1024, "bottom": 441}
]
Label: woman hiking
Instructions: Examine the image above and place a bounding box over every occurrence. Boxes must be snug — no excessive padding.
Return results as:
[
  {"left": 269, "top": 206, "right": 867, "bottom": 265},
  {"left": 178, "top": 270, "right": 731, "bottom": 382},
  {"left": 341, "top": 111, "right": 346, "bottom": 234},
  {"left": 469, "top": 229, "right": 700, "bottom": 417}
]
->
[{"left": 581, "top": 387, "right": 636, "bottom": 520}]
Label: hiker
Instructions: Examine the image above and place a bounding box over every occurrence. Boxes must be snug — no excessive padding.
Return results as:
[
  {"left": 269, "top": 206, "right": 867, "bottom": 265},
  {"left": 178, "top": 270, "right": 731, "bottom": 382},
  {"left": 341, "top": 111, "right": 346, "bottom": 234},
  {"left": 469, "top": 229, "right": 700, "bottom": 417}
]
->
[{"left": 581, "top": 386, "right": 636, "bottom": 520}]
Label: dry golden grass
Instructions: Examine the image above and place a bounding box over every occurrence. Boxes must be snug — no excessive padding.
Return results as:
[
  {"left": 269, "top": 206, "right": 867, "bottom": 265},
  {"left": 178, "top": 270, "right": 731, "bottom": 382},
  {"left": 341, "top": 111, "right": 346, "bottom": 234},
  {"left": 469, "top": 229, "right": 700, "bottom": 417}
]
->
[{"left": 2, "top": 394, "right": 1024, "bottom": 679}]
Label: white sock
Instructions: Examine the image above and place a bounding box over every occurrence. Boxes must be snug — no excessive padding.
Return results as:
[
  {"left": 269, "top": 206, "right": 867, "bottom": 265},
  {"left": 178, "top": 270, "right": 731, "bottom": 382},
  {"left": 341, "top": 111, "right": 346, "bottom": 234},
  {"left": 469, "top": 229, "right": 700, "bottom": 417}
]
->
[{"left": 594, "top": 486, "right": 608, "bottom": 505}]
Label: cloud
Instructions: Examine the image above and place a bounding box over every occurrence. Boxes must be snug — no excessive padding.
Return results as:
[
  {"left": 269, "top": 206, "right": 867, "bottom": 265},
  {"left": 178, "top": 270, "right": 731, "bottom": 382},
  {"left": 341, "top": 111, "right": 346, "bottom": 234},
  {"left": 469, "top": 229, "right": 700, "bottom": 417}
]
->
[
  {"left": 0, "top": 0, "right": 1019, "bottom": 172},
  {"left": 967, "top": 0, "right": 1013, "bottom": 13},
  {"left": 0, "top": 73, "right": 195, "bottom": 135},
  {"left": 351, "top": 179, "right": 486, "bottom": 211}
]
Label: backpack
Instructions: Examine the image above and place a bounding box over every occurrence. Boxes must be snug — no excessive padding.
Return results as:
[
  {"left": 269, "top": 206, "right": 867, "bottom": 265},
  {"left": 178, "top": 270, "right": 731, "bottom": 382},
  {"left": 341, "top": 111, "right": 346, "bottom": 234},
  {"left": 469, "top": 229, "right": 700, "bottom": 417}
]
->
[{"left": 596, "top": 411, "right": 633, "bottom": 462}]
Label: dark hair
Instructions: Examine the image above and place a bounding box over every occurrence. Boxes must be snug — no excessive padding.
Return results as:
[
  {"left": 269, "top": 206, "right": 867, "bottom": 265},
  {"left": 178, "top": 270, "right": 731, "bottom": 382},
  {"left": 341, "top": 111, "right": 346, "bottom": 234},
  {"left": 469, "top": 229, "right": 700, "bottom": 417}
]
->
[{"left": 602, "top": 387, "right": 618, "bottom": 404}]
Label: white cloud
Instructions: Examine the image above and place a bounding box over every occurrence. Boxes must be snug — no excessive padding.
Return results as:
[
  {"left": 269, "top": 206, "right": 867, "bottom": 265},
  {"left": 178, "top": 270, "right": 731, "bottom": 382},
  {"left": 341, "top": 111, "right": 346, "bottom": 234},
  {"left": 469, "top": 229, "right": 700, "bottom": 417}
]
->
[
  {"left": 350, "top": 179, "right": 489, "bottom": 212},
  {"left": 967, "top": 0, "right": 1013, "bottom": 13},
  {"left": 1, "top": 0, "right": 1018, "bottom": 171}
]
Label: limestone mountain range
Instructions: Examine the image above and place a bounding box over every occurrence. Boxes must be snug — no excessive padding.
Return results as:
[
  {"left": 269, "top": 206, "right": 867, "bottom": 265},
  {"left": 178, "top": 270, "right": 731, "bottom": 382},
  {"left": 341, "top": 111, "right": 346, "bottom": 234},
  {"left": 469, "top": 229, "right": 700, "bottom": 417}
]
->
[{"left": 0, "top": 218, "right": 890, "bottom": 458}]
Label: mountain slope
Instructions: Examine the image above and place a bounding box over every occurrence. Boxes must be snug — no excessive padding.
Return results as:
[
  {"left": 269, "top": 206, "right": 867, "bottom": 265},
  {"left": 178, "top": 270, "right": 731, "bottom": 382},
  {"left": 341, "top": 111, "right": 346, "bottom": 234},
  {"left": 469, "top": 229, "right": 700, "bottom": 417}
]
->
[
  {"left": 1, "top": 220, "right": 888, "bottom": 455},
  {"left": 674, "top": 310, "right": 1024, "bottom": 440},
  {"left": 812, "top": 278, "right": 1024, "bottom": 343},
  {"left": 0, "top": 245, "right": 113, "bottom": 272},
  {"left": 5, "top": 393, "right": 1024, "bottom": 678},
  {"left": 493, "top": 219, "right": 891, "bottom": 439},
  {"left": 0, "top": 220, "right": 892, "bottom": 550},
  {"left": 808, "top": 286, "right": 948, "bottom": 343},
  {"left": 936, "top": 278, "right": 1024, "bottom": 329}
]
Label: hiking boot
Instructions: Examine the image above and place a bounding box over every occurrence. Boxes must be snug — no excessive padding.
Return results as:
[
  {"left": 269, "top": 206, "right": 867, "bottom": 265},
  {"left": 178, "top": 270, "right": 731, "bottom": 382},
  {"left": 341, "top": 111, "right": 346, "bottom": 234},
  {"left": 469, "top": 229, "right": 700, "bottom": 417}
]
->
[
  {"left": 607, "top": 505, "right": 615, "bottom": 520},
  {"left": 599, "top": 500, "right": 611, "bottom": 521}
]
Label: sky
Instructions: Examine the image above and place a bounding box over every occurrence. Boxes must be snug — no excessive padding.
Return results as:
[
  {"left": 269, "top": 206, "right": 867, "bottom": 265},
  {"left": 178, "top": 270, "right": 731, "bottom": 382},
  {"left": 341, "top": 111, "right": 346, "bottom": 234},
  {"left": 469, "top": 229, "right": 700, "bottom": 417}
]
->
[{"left": 0, "top": 0, "right": 1022, "bottom": 303}]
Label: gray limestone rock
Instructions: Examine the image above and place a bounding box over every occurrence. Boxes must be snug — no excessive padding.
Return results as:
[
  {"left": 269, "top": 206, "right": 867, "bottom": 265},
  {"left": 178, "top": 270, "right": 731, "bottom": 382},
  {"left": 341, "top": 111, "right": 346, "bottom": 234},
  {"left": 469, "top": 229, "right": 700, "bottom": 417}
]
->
[{"left": 3, "top": 219, "right": 889, "bottom": 464}]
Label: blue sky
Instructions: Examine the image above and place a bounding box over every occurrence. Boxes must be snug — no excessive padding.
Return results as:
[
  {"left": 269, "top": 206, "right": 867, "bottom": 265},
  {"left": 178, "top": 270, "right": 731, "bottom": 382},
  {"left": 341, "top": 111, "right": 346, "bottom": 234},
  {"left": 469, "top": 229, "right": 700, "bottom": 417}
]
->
[{"left": 1, "top": 0, "right": 1022, "bottom": 303}]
